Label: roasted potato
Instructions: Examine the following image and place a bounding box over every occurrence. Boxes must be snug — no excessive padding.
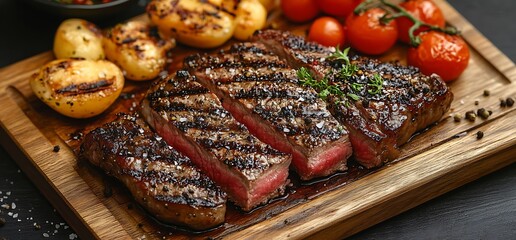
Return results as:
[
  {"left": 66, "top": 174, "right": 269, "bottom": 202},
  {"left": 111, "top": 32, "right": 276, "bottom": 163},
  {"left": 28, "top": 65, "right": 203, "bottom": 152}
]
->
[
  {"left": 147, "top": 0, "right": 237, "bottom": 49},
  {"left": 103, "top": 20, "right": 174, "bottom": 81},
  {"left": 30, "top": 59, "right": 124, "bottom": 119},
  {"left": 258, "top": 0, "right": 277, "bottom": 11},
  {"left": 53, "top": 18, "right": 105, "bottom": 60},
  {"left": 233, "top": 0, "right": 267, "bottom": 41}
]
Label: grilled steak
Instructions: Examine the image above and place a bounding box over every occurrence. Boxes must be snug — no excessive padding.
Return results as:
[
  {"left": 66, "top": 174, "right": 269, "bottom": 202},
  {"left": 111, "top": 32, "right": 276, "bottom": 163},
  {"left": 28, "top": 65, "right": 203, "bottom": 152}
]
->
[
  {"left": 184, "top": 43, "right": 352, "bottom": 180},
  {"left": 80, "top": 113, "right": 226, "bottom": 230},
  {"left": 254, "top": 30, "right": 454, "bottom": 168},
  {"left": 140, "top": 70, "right": 291, "bottom": 211}
]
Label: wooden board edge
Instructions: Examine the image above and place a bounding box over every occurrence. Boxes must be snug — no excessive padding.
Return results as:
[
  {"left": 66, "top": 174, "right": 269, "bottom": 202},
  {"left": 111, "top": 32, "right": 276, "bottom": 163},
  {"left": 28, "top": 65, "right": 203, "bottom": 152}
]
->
[
  {"left": 0, "top": 93, "right": 132, "bottom": 239},
  {"left": 438, "top": 0, "right": 516, "bottom": 82},
  {"left": 224, "top": 110, "right": 516, "bottom": 239}
]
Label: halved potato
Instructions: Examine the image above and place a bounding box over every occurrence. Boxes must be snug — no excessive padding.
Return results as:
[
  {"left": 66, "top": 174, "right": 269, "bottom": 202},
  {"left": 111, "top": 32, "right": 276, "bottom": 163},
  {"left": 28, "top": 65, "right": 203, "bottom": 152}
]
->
[
  {"left": 147, "top": 0, "right": 236, "bottom": 48},
  {"left": 30, "top": 59, "right": 124, "bottom": 119},
  {"left": 53, "top": 18, "right": 105, "bottom": 60},
  {"left": 233, "top": 0, "right": 267, "bottom": 41},
  {"left": 103, "top": 20, "right": 175, "bottom": 81}
]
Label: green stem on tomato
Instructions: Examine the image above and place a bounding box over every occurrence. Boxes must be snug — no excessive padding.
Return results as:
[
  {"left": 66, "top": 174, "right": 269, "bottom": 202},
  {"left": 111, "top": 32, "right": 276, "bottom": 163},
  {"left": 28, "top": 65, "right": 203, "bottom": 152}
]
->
[
  {"left": 353, "top": 0, "right": 460, "bottom": 47},
  {"left": 380, "top": 0, "right": 459, "bottom": 46}
]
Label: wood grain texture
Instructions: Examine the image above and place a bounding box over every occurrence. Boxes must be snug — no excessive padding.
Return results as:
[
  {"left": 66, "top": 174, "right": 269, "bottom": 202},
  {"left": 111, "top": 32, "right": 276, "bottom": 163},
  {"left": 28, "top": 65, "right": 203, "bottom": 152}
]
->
[{"left": 0, "top": 1, "right": 515, "bottom": 239}]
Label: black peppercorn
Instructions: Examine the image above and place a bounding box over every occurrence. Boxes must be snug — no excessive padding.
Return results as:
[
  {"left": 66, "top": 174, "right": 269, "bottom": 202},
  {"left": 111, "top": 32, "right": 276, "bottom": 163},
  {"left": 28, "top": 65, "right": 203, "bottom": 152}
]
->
[
  {"left": 453, "top": 114, "right": 462, "bottom": 122},
  {"left": 500, "top": 98, "right": 507, "bottom": 107},
  {"left": 53, "top": 145, "right": 60, "bottom": 152},
  {"left": 477, "top": 108, "right": 490, "bottom": 119},
  {"left": 483, "top": 90, "right": 490, "bottom": 96},
  {"left": 465, "top": 111, "right": 476, "bottom": 122},
  {"left": 476, "top": 131, "right": 484, "bottom": 139},
  {"left": 506, "top": 97, "right": 514, "bottom": 107}
]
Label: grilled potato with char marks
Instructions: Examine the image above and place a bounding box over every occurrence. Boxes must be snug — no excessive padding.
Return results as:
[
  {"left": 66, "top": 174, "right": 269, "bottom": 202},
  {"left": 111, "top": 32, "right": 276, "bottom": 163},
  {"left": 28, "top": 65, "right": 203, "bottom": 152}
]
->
[
  {"left": 147, "top": 0, "right": 237, "bottom": 49},
  {"left": 103, "top": 20, "right": 174, "bottom": 81},
  {"left": 30, "top": 59, "right": 124, "bottom": 119},
  {"left": 53, "top": 18, "right": 105, "bottom": 60}
]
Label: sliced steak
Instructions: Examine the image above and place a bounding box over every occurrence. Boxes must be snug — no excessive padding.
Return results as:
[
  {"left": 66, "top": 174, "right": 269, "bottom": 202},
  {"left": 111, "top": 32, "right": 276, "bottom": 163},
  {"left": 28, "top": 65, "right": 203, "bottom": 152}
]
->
[
  {"left": 184, "top": 42, "right": 352, "bottom": 180},
  {"left": 140, "top": 70, "right": 291, "bottom": 211},
  {"left": 80, "top": 113, "right": 226, "bottom": 230},
  {"left": 254, "top": 30, "right": 453, "bottom": 168}
]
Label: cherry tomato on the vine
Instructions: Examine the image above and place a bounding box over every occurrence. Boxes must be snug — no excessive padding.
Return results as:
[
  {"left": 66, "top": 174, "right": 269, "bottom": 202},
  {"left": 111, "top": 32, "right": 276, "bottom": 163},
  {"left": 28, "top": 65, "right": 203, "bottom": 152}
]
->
[
  {"left": 281, "top": 0, "right": 320, "bottom": 23},
  {"left": 345, "top": 8, "right": 398, "bottom": 55},
  {"left": 308, "top": 17, "right": 346, "bottom": 47},
  {"left": 396, "top": 0, "right": 445, "bottom": 44},
  {"left": 316, "top": 0, "right": 364, "bottom": 18},
  {"left": 407, "top": 31, "right": 469, "bottom": 82}
]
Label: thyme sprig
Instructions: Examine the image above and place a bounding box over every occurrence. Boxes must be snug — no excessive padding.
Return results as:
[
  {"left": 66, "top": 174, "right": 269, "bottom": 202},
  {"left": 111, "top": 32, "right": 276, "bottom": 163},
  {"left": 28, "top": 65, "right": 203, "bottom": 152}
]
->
[
  {"left": 297, "top": 67, "right": 343, "bottom": 101},
  {"left": 329, "top": 47, "right": 359, "bottom": 81},
  {"left": 353, "top": 0, "right": 459, "bottom": 47},
  {"left": 368, "top": 73, "right": 384, "bottom": 95}
]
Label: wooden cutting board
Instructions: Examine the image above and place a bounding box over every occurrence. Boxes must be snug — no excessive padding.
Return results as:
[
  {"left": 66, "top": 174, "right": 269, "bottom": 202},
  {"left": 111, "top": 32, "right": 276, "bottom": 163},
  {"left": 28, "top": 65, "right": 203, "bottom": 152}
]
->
[{"left": 0, "top": 1, "right": 515, "bottom": 239}]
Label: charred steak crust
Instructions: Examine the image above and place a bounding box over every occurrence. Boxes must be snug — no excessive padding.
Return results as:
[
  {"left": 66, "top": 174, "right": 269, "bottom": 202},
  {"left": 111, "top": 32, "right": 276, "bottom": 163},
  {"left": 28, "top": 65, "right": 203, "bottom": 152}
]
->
[
  {"left": 140, "top": 70, "right": 291, "bottom": 211},
  {"left": 253, "top": 29, "right": 454, "bottom": 168},
  {"left": 79, "top": 113, "right": 226, "bottom": 230},
  {"left": 184, "top": 42, "right": 352, "bottom": 180}
]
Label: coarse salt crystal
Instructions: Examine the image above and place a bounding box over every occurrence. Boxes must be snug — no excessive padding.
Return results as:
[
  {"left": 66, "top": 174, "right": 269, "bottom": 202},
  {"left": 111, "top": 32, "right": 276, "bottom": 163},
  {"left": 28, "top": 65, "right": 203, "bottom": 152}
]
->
[
  {"left": 316, "top": 122, "right": 324, "bottom": 128},
  {"left": 11, "top": 202, "right": 16, "bottom": 209}
]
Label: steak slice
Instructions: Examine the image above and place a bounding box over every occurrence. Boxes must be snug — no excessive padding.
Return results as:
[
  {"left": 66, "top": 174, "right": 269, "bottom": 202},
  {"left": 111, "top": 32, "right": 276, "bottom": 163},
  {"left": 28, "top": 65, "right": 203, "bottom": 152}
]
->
[
  {"left": 80, "top": 113, "right": 226, "bottom": 230},
  {"left": 184, "top": 43, "right": 352, "bottom": 180},
  {"left": 254, "top": 30, "right": 454, "bottom": 168},
  {"left": 140, "top": 70, "right": 291, "bottom": 211}
]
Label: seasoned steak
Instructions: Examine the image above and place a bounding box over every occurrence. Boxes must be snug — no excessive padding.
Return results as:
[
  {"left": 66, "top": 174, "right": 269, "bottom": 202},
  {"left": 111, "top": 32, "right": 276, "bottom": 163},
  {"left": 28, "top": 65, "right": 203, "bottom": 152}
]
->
[
  {"left": 184, "top": 43, "right": 352, "bottom": 180},
  {"left": 140, "top": 70, "right": 291, "bottom": 211},
  {"left": 254, "top": 30, "right": 454, "bottom": 168},
  {"left": 80, "top": 113, "right": 226, "bottom": 230}
]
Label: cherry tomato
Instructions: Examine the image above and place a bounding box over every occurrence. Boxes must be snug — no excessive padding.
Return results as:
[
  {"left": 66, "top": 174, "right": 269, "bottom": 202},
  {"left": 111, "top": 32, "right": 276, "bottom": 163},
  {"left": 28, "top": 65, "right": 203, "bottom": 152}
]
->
[
  {"left": 345, "top": 8, "right": 398, "bottom": 55},
  {"left": 396, "top": 0, "right": 445, "bottom": 44},
  {"left": 407, "top": 31, "right": 470, "bottom": 82},
  {"left": 308, "top": 17, "right": 346, "bottom": 47},
  {"left": 281, "top": 0, "right": 320, "bottom": 23},
  {"left": 316, "top": 0, "right": 364, "bottom": 18}
]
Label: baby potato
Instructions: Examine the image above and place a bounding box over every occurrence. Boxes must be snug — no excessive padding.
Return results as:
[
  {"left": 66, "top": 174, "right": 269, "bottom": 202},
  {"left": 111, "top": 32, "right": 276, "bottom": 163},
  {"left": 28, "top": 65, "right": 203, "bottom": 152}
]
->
[
  {"left": 103, "top": 20, "right": 174, "bottom": 81},
  {"left": 258, "top": 0, "right": 277, "bottom": 11},
  {"left": 30, "top": 59, "right": 124, "bottom": 119},
  {"left": 147, "top": 0, "right": 236, "bottom": 49},
  {"left": 53, "top": 18, "right": 105, "bottom": 60},
  {"left": 233, "top": 0, "right": 267, "bottom": 41}
]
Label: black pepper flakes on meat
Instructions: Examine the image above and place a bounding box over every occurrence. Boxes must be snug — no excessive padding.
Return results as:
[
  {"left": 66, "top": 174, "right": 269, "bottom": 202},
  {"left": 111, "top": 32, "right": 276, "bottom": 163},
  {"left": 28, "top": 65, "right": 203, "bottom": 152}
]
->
[
  {"left": 53, "top": 145, "right": 60, "bottom": 152},
  {"left": 506, "top": 97, "right": 514, "bottom": 107},
  {"left": 476, "top": 131, "right": 484, "bottom": 139}
]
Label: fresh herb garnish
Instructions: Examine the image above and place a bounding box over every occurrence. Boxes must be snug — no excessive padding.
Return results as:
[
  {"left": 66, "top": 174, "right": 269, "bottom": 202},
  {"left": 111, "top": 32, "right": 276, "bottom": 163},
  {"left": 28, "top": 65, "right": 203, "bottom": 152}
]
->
[
  {"left": 329, "top": 47, "right": 358, "bottom": 80},
  {"left": 367, "top": 73, "right": 383, "bottom": 95},
  {"left": 297, "top": 67, "right": 346, "bottom": 101}
]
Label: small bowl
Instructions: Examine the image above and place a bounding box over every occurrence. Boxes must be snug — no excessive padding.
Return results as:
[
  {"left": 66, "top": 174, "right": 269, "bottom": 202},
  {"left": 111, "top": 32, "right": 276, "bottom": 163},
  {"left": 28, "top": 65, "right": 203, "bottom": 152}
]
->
[{"left": 26, "top": 0, "right": 136, "bottom": 20}]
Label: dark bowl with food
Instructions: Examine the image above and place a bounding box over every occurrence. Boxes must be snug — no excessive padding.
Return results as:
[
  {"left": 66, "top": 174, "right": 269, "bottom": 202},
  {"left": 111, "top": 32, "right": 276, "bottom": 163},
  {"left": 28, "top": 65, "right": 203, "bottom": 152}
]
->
[{"left": 25, "top": 0, "right": 136, "bottom": 20}]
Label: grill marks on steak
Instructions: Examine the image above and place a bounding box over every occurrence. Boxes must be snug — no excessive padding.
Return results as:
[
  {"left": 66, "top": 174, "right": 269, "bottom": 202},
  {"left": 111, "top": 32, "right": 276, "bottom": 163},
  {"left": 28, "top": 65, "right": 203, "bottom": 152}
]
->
[
  {"left": 254, "top": 30, "right": 453, "bottom": 168},
  {"left": 79, "top": 113, "right": 226, "bottom": 230},
  {"left": 140, "top": 71, "right": 291, "bottom": 211},
  {"left": 185, "top": 42, "right": 352, "bottom": 180}
]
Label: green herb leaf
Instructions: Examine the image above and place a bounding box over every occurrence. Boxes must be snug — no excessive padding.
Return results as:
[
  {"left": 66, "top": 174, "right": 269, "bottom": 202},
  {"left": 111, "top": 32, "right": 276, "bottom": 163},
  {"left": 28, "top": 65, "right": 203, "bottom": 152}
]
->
[
  {"left": 367, "top": 73, "right": 384, "bottom": 95},
  {"left": 347, "top": 93, "right": 360, "bottom": 101}
]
